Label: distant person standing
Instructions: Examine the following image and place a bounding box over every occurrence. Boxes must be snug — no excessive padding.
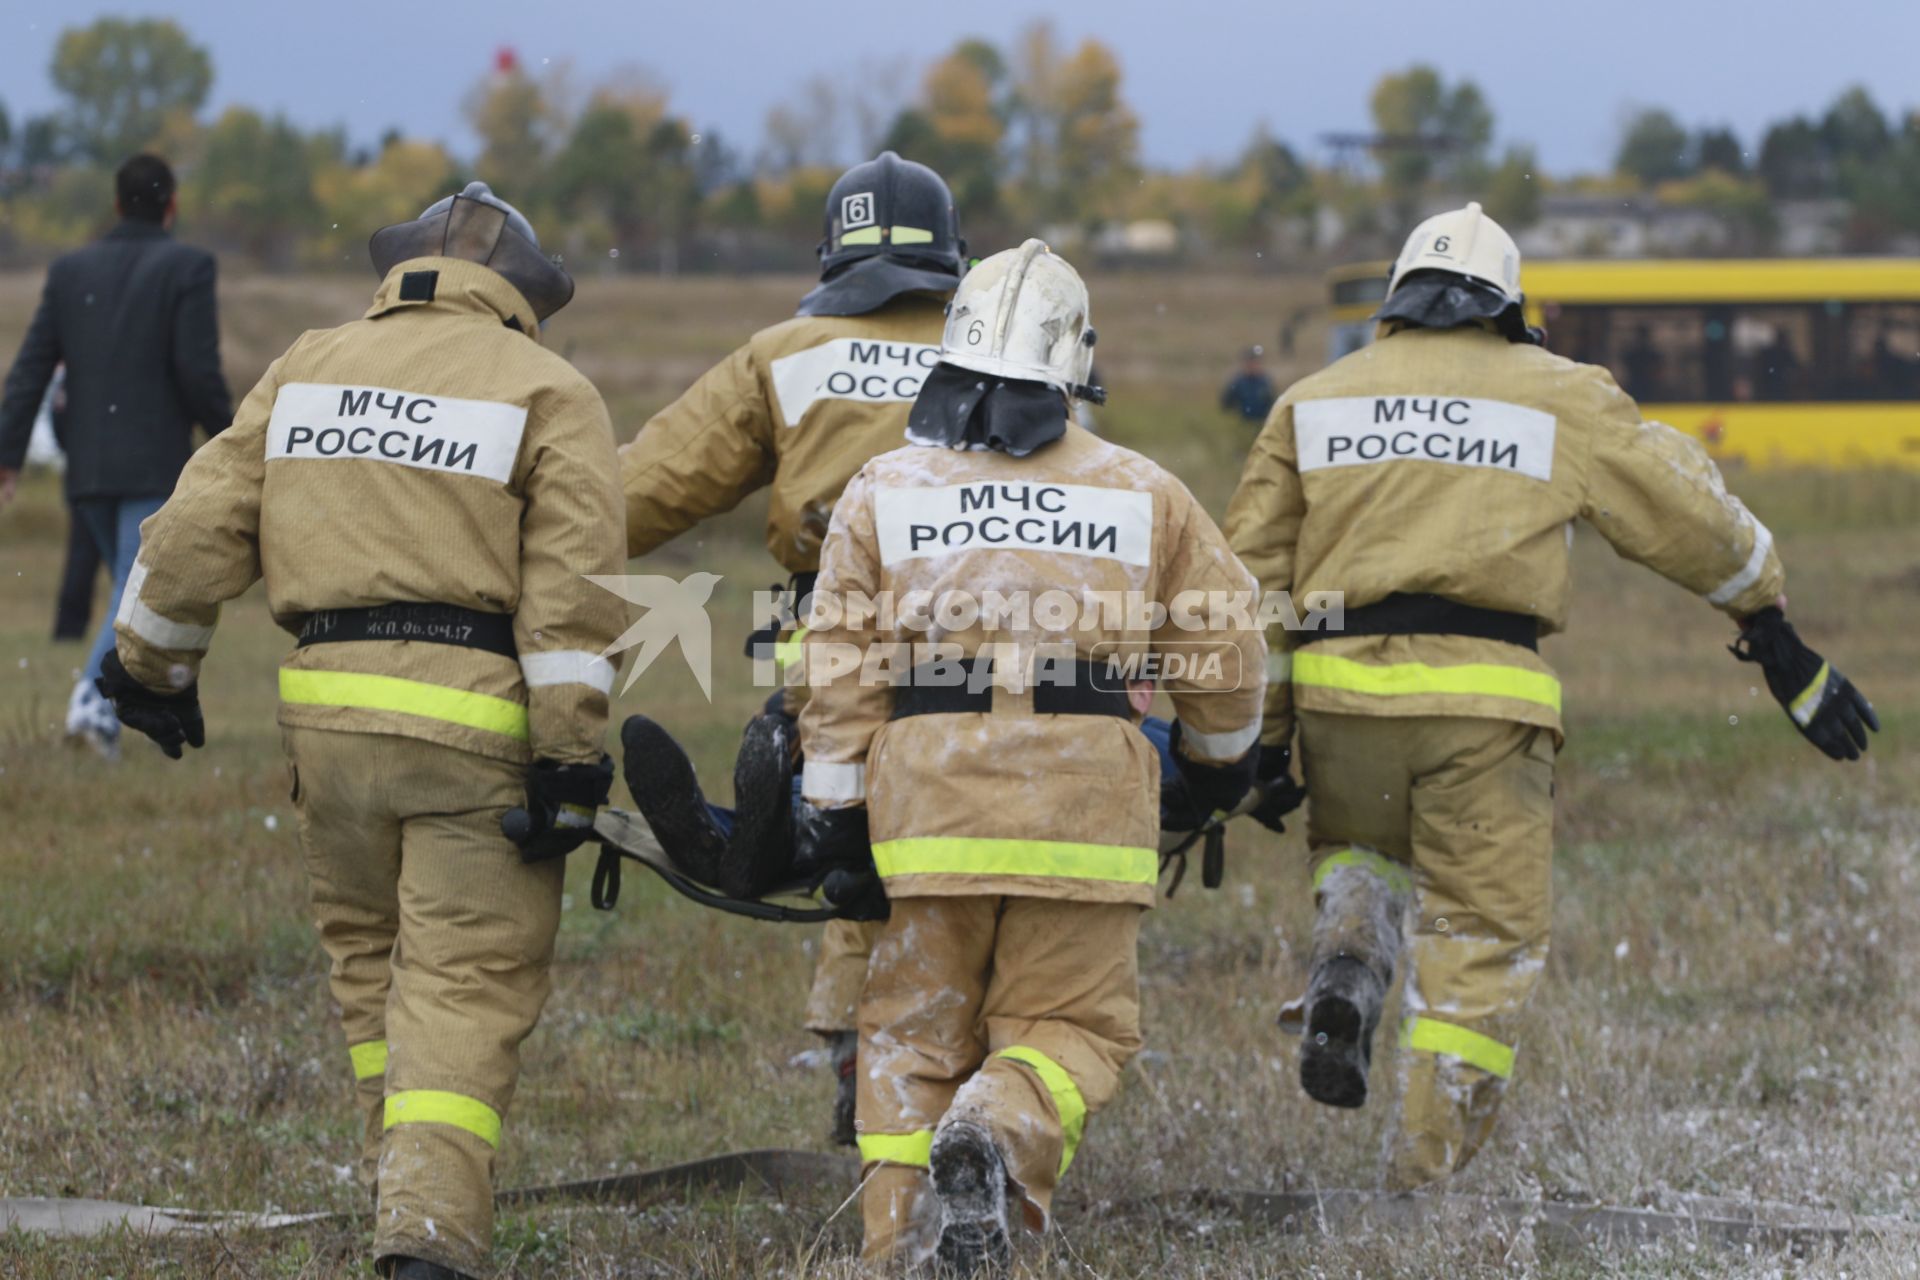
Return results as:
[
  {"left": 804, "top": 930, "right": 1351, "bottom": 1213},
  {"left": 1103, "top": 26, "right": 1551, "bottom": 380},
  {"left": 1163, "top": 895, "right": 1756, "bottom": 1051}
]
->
[
  {"left": 0, "top": 154, "right": 233, "bottom": 758},
  {"left": 1220, "top": 345, "right": 1276, "bottom": 423}
]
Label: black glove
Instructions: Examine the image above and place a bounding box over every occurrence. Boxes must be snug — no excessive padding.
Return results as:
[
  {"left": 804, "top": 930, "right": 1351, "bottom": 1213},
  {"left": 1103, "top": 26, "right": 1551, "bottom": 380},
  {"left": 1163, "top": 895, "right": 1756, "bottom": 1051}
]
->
[
  {"left": 1249, "top": 742, "right": 1308, "bottom": 834},
  {"left": 94, "top": 649, "right": 204, "bottom": 759},
  {"left": 1163, "top": 721, "right": 1258, "bottom": 830},
  {"left": 1732, "top": 608, "right": 1878, "bottom": 762},
  {"left": 512, "top": 754, "right": 615, "bottom": 862},
  {"left": 795, "top": 803, "right": 888, "bottom": 920}
]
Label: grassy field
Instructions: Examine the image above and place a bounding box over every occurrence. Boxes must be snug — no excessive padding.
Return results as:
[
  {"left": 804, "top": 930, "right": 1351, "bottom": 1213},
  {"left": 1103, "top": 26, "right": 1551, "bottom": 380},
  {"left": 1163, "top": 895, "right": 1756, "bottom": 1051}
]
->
[{"left": 1, "top": 271, "right": 1917, "bottom": 1278}]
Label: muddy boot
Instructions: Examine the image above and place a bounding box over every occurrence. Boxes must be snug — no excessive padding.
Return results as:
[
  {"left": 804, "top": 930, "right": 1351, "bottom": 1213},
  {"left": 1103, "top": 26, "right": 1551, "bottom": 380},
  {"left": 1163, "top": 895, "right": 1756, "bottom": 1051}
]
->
[
  {"left": 930, "top": 1120, "right": 1013, "bottom": 1277},
  {"left": 1299, "top": 954, "right": 1385, "bottom": 1109},
  {"left": 620, "top": 715, "right": 728, "bottom": 882},
  {"left": 827, "top": 1029, "right": 858, "bottom": 1148},
  {"left": 718, "top": 711, "right": 797, "bottom": 899}
]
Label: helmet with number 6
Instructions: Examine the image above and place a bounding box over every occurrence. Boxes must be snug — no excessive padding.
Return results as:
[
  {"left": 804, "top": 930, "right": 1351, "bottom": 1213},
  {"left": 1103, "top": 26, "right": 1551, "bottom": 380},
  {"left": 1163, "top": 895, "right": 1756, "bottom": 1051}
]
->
[
  {"left": 1378, "top": 202, "right": 1538, "bottom": 343},
  {"left": 938, "top": 238, "right": 1101, "bottom": 402},
  {"left": 797, "top": 151, "right": 966, "bottom": 317}
]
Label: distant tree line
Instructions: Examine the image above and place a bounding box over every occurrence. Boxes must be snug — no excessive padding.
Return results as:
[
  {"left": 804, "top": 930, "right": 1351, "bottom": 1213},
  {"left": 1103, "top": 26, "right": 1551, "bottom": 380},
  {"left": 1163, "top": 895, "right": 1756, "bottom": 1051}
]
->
[{"left": 3, "top": 17, "right": 1917, "bottom": 271}]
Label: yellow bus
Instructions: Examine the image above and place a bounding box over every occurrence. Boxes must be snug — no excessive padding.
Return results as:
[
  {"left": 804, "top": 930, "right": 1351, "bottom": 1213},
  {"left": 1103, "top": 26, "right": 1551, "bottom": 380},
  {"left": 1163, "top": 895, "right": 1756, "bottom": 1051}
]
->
[{"left": 1325, "top": 258, "right": 1920, "bottom": 469}]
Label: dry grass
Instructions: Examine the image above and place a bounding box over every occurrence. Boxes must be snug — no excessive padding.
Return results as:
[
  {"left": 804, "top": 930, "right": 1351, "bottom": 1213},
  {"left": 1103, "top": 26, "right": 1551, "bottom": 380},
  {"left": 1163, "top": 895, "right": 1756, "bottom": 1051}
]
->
[{"left": 1, "top": 273, "right": 1917, "bottom": 1277}]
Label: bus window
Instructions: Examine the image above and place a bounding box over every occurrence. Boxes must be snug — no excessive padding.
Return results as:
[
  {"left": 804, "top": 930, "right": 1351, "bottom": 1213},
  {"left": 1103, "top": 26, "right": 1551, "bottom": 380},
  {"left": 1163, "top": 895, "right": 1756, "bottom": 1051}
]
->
[
  {"left": 1546, "top": 305, "right": 1716, "bottom": 402},
  {"left": 1842, "top": 302, "right": 1920, "bottom": 400},
  {"left": 1730, "top": 307, "right": 1817, "bottom": 402}
]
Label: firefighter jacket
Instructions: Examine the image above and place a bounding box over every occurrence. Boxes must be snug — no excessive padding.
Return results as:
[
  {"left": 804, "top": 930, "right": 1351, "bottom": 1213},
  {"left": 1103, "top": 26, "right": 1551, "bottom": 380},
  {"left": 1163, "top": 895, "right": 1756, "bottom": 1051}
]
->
[
  {"left": 620, "top": 295, "right": 948, "bottom": 571},
  {"left": 797, "top": 422, "right": 1267, "bottom": 907},
  {"left": 113, "top": 257, "right": 627, "bottom": 766},
  {"left": 1225, "top": 324, "right": 1785, "bottom": 748}
]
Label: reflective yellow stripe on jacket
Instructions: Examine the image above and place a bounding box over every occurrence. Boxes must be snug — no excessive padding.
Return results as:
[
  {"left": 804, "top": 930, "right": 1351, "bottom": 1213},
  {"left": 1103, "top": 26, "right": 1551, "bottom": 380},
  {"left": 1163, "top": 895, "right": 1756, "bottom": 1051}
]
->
[
  {"left": 1293, "top": 651, "right": 1562, "bottom": 714},
  {"left": 872, "top": 837, "right": 1159, "bottom": 886},
  {"left": 279, "top": 669, "right": 530, "bottom": 741}
]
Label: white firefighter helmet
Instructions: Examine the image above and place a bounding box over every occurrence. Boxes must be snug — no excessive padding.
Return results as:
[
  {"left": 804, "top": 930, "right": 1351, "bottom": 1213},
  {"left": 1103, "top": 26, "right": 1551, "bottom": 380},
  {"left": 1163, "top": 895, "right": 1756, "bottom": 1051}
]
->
[
  {"left": 1387, "top": 202, "right": 1522, "bottom": 305},
  {"left": 939, "top": 238, "right": 1099, "bottom": 400}
]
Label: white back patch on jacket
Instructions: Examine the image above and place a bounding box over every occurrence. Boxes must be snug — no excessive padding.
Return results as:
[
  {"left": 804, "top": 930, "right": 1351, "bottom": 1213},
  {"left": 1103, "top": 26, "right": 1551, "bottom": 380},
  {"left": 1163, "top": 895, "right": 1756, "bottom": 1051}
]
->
[
  {"left": 770, "top": 338, "right": 940, "bottom": 425},
  {"left": 1295, "top": 396, "right": 1556, "bottom": 482},
  {"left": 874, "top": 482, "right": 1154, "bottom": 566},
  {"left": 267, "top": 382, "right": 528, "bottom": 483}
]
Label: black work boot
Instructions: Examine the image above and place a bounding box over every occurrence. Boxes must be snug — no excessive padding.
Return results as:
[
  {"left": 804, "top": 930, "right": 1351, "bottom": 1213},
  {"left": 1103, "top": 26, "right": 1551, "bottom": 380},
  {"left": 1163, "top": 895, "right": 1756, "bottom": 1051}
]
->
[
  {"left": 620, "top": 715, "right": 728, "bottom": 882},
  {"left": 930, "top": 1120, "right": 1013, "bottom": 1277},
  {"left": 387, "top": 1257, "right": 474, "bottom": 1280},
  {"left": 718, "top": 711, "right": 797, "bottom": 899},
  {"left": 826, "top": 1029, "right": 858, "bottom": 1148},
  {"left": 1298, "top": 954, "right": 1386, "bottom": 1109}
]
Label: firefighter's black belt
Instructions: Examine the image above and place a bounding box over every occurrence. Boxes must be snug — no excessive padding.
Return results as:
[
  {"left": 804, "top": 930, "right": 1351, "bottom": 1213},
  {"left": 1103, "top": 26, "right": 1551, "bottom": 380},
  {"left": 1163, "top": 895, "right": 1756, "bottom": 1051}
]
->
[
  {"left": 296, "top": 603, "right": 518, "bottom": 659},
  {"left": 1298, "top": 593, "right": 1539, "bottom": 652},
  {"left": 891, "top": 658, "right": 1132, "bottom": 719}
]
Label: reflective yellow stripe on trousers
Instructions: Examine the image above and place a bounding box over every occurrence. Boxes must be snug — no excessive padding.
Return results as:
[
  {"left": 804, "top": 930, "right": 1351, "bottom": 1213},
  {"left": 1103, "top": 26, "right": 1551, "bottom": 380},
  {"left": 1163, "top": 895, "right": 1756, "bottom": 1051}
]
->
[
  {"left": 872, "top": 837, "right": 1158, "bottom": 885},
  {"left": 348, "top": 1039, "right": 388, "bottom": 1081},
  {"left": 385, "top": 1089, "right": 503, "bottom": 1148},
  {"left": 279, "top": 669, "right": 530, "bottom": 741},
  {"left": 997, "top": 1045, "right": 1088, "bottom": 1177},
  {"left": 1312, "top": 846, "right": 1412, "bottom": 897},
  {"left": 1401, "top": 1016, "right": 1516, "bottom": 1079},
  {"left": 1293, "top": 651, "right": 1562, "bottom": 714},
  {"left": 858, "top": 1129, "right": 933, "bottom": 1168}
]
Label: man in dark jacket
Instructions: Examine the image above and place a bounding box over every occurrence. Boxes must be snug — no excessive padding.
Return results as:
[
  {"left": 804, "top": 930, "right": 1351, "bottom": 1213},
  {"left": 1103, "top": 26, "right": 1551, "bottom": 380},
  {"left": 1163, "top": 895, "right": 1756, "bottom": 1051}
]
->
[{"left": 0, "top": 153, "right": 233, "bottom": 758}]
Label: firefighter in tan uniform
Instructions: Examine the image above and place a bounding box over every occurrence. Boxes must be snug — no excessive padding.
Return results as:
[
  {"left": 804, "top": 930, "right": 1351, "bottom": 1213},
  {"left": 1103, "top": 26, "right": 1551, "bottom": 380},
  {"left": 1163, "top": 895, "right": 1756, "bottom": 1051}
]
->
[
  {"left": 94, "top": 184, "right": 628, "bottom": 1280},
  {"left": 797, "top": 241, "right": 1266, "bottom": 1272},
  {"left": 615, "top": 152, "right": 965, "bottom": 1142},
  {"left": 1225, "top": 203, "right": 1878, "bottom": 1191}
]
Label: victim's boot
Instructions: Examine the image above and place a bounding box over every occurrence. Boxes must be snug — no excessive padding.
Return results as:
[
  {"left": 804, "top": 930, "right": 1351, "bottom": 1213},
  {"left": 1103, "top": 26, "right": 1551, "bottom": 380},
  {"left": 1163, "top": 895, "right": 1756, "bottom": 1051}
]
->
[
  {"left": 717, "top": 711, "right": 797, "bottom": 899},
  {"left": 620, "top": 715, "right": 728, "bottom": 881},
  {"left": 1294, "top": 848, "right": 1409, "bottom": 1110},
  {"left": 929, "top": 1119, "right": 1013, "bottom": 1277}
]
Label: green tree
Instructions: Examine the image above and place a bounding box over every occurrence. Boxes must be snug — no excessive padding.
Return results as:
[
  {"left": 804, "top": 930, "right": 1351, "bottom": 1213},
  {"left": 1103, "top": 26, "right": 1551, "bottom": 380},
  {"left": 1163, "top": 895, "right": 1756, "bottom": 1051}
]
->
[
  {"left": 1368, "top": 66, "right": 1493, "bottom": 213},
  {"left": 1484, "top": 145, "right": 1541, "bottom": 229},
  {"left": 1695, "top": 127, "right": 1745, "bottom": 175},
  {"left": 0, "top": 100, "right": 12, "bottom": 156},
  {"left": 1820, "top": 86, "right": 1891, "bottom": 164},
  {"left": 51, "top": 18, "right": 212, "bottom": 163},
  {"left": 881, "top": 39, "right": 1009, "bottom": 223},
  {"left": 1758, "top": 116, "right": 1831, "bottom": 198},
  {"left": 1615, "top": 108, "right": 1693, "bottom": 186},
  {"left": 550, "top": 88, "right": 699, "bottom": 271},
  {"left": 1008, "top": 24, "right": 1138, "bottom": 228},
  {"left": 190, "top": 107, "right": 318, "bottom": 264},
  {"left": 463, "top": 61, "right": 566, "bottom": 198}
]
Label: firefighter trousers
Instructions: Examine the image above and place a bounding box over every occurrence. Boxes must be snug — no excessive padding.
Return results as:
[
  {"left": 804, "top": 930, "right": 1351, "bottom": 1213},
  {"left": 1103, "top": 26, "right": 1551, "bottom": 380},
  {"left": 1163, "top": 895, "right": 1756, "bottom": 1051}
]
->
[
  {"left": 1296, "top": 710, "right": 1555, "bottom": 1191},
  {"left": 855, "top": 896, "right": 1143, "bottom": 1261},
  {"left": 804, "top": 918, "right": 885, "bottom": 1034},
  {"left": 285, "top": 726, "right": 562, "bottom": 1276}
]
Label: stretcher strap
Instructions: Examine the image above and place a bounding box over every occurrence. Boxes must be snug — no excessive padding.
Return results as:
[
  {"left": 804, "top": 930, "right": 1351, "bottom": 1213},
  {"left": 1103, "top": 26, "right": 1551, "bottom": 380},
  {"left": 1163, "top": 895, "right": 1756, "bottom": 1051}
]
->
[
  {"left": 997, "top": 1046, "right": 1087, "bottom": 1177},
  {"left": 279, "top": 669, "right": 530, "bottom": 740},
  {"left": 1311, "top": 847, "right": 1412, "bottom": 897},
  {"left": 856, "top": 1129, "right": 933, "bottom": 1169},
  {"left": 1401, "top": 1016, "right": 1516, "bottom": 1079},
  {"left": 1293, "top": 651, "right": 1562, "bottom": 713},
  {"left": 347, "top": 1040, "right": 388, "bottom": 1081},
  {"left": 385, "top": 1089, "right": 504, "bottom": 1148}
]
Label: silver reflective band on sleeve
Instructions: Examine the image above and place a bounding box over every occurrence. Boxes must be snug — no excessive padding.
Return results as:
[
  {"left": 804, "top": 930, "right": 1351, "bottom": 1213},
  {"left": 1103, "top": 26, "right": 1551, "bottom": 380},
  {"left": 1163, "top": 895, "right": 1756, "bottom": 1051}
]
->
[
  {"left": 1706, "top": 520, "right": 1774, "bottom": 606},
  {"left": 1266, "top": 652, "right": 1292, "bottom": 683},
  {"left": 802, "top": 761, "right": 867, "bottom": 804},
  {"left": 520, "top": 650, "right": 616, "bottom": 694},
  {"left": 114, "top": 562, "right": 217, "bottom": 651},
  {"left": 1176, "top": 717, "right": 1261, "bottom": 761}
]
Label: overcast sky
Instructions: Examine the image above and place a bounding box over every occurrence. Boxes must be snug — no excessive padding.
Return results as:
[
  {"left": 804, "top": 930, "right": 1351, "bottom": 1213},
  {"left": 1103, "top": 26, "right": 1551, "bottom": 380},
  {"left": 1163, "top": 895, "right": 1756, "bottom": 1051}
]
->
[{"left": 4, "top": 0, "right": 1914, "bottom": 175}]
